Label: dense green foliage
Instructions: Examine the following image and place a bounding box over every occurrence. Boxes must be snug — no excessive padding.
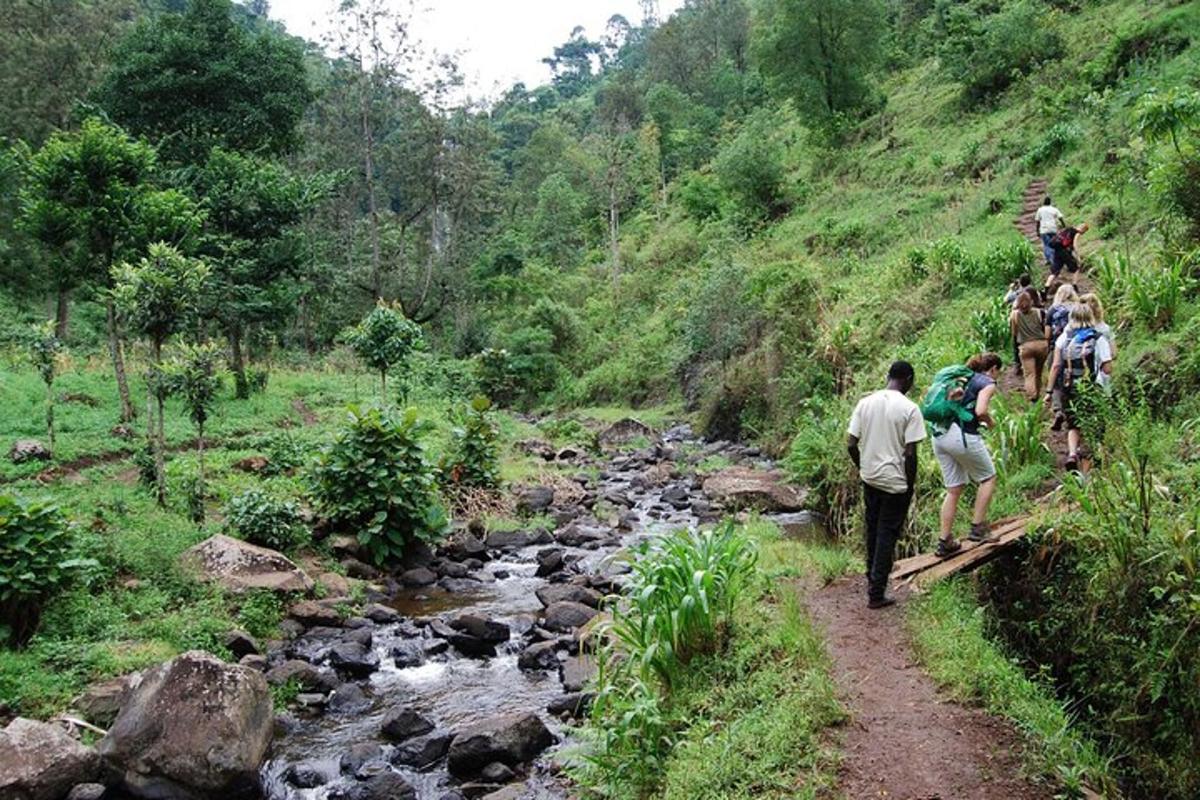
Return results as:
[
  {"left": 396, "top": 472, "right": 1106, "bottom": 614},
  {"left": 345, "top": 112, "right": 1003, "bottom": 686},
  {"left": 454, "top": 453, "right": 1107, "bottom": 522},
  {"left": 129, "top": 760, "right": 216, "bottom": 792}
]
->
[
  {"left": 0, "top": 496, "right": 90, "bottom": 647},
  {"left": 309, "top": 406, "right": 448, "bottom": 564},
  {"left": 224, "top": 488, "right": 307, "bottom": 553},
  {"left": 439, "top": 396, "right": 501, "bottom": 491},
  {"left": 341, "top": 303, "right": 425, "bottom": 399}
]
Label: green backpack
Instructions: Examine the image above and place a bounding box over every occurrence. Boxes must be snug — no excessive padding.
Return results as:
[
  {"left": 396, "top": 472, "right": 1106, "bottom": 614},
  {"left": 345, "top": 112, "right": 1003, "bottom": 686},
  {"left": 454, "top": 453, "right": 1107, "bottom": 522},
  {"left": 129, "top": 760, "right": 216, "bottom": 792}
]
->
[{"left": 921, "top": 365, "right": 977, "bottom": 437}]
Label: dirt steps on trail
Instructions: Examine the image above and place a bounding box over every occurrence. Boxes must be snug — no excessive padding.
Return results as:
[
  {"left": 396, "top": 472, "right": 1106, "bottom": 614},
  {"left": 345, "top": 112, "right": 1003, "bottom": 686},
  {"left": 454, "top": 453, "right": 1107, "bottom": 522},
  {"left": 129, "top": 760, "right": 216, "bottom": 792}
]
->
[{"left": 1014, "top": 178, "right": 1050, "bottom": 246}]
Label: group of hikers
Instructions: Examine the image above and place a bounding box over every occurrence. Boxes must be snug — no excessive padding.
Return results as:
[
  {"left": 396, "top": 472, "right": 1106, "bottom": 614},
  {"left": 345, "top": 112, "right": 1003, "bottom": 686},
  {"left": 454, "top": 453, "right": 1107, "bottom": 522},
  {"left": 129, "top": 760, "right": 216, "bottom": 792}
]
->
[{"left": 847, "top": 196, "right": 1114, "bottom": 608}]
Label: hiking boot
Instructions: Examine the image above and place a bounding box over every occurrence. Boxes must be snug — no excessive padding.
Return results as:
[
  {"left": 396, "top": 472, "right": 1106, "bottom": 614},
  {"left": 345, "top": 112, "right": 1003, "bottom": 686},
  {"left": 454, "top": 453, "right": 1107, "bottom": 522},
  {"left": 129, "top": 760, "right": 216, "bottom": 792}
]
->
[
  {"left": 935, "top": 537, "right": 963, "bottom": 558},
  {"left": 1051, "top": 413, "right": 1065, "bottom": 432},
  {"left": 867, "top": 596, "right": 896, "bottom": 610},
  {"left": 968, "top": 522, "right": 1000, "bottom": 543},
  {"left": 1064, "top": 453, "right": 1080, "bottom": 472}
]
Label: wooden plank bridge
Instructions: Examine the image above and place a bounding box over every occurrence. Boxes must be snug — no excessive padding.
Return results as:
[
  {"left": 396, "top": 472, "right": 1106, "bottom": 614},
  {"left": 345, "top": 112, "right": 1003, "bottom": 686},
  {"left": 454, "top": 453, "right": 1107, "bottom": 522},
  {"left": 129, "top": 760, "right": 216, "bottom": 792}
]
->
[{"left": 890, "top": 516, "right": 1030, "bottom": 590}]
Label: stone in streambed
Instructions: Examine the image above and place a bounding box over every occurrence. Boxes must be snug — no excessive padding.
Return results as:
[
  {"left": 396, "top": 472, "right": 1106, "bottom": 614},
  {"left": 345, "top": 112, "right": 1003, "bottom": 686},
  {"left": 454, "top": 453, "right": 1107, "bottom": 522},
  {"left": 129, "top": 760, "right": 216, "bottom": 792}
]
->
[
  {"left": 285, "top": 761, "right": 329, "bottom": 788},
  {"left": 535, "top": 547, "right": 564, "bottom": 577},
  {"left": 517, "top": 640, "right": 560, "bottom": 672},
  {"left": 485, "top": 528, "right": 553, "bottom": 550},
  {"left": 446, "top": 712, "right": 555, "bottom": 779},
  {"left": 381, "top": 708, "right": 434, "bottom": 741},
  {"left": 391, "top": 733, "right": 452, "bottom": 768},
  {"left": 535, "top": 583, "right": 602, "bottom": 609},
  {"left": 541, "top": 601, "right": 598, "bottom": 633},
  {"left": 547, "top": 692, "right": 593, "bottom": 719},
  {"left": 400, "top": 566, "right": 438, "bottom": 587},
  {"left": 182, "top": 534, "right": 314, "bottom": 595},
  {"left": 328, "top": 641, "right": 379, "bottom": 678},
  {"left": 515, "top": 485, "right": 555, "bottom": 515}
]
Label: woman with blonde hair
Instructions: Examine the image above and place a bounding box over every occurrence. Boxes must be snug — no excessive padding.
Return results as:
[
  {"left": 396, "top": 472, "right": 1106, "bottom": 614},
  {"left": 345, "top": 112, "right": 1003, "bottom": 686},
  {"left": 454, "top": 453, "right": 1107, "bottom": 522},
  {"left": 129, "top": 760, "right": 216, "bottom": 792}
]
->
[
  {"left": 1079, "top": 293, "right": 1116, "bottom": 359},
  {"left": 1046, "top": 304, "right": 1114, "bottom": 471},
  {"left": 1044, "top": 283, "right": 1079, "bottom": 429},
  {"left": 1010, "top": 290, "right": 1047, "bottom": 401}
]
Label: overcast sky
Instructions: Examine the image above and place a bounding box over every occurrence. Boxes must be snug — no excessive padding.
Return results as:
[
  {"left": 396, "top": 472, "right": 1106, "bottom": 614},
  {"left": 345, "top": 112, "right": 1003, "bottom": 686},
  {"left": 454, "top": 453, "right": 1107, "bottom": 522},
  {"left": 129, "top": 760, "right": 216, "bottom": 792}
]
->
[{"left": 270, "top": 0, "right": 686, "bottom": 99}]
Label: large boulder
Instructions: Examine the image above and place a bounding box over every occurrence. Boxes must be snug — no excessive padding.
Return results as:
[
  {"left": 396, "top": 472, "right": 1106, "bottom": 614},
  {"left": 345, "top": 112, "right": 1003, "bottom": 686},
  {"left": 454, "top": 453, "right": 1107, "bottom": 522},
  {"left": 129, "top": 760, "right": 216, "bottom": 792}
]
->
[
  {"left": 181, "top": 534, "right": 314, "bottom": 594},
  {"left": 701, "top": 466, "right": 808, "bottom": 512},
  {"left": 98, "top": 650, "right": 273, "bottom": 799},
  {"left": 73, "top": 673, "right": 142, "bottom": 727},
  {"left": 0, "top": 718, "right": 100, "bottom": 800},
  {"left": 485, "top": 528, "right": 553, "bottom": 550},
  {"left": 541, "top": 601, "right": 599, "bottom": 633},
  {"left": 597, "top": 418, "right": 655, "bottom": 449},
  {"left": 446, "top": 712, "right": 555, "bottom": 779},
  {"left": 535, "top": 583, "right": 602, "bottom": 609},
  {"left": 515, "top": 485, "right": 555, "bottom": 515}
]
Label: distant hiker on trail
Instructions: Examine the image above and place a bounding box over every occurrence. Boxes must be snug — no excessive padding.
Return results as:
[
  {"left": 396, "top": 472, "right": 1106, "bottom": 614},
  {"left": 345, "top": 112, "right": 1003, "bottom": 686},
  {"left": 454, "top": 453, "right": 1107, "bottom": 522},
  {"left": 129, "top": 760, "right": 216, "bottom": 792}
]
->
[
  {"left": 1045, "top": 284, "right": 1079, "bottom": 430},
  {"left": 1035, "top": 196, "right": 1064, "bottom": 268},
  {"left": 922, "top": 353, "right": 1003, "bottom": 558},
  {"left": 1049, "top": 222, "right": 1089, "bottom": 279},
  {"left": 1011, "top": 291, "right": 1047, "bottom": 401},
  {"left": 1005, "top": 273, "right": 1033, "bottom": 306},
  {"left": 847, "top": 361, "right": 924, "bottom": 609},
  {"left": 1046, "top": 304, "right": 1114, "bottom": 472}
]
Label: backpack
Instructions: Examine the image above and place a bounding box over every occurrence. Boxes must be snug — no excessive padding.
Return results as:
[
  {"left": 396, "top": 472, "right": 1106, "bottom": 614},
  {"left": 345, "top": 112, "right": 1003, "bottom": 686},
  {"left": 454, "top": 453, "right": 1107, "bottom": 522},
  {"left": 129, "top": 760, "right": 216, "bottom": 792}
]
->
[
  {"left": 1053, "top": 228, "right": 1077, "bottom": 250},
  {"left": 1048, "top": 304, "right": 1072, "bottom": 341},
  {"left": 921, "top": 365, "right": 977, "bottom": 437},
  {"left": 1062, "top": 327, "right": 1100, "bottom": 388}
]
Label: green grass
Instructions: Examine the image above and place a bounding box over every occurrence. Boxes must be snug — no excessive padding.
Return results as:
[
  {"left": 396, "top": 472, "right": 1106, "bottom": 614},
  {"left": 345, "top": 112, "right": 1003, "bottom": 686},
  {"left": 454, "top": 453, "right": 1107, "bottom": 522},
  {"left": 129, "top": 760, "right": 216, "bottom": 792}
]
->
[{"left": 907, "top": 579, "right": 1117, "bottom": 798}]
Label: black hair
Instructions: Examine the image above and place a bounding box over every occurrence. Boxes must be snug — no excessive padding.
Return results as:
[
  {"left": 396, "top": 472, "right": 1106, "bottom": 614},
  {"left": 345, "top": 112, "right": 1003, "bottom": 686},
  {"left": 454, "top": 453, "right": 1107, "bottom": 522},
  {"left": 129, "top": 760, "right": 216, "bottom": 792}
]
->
[
  {"left": 888, "top": 360, "right": 915, "bottom": 382},
  {"left": 1018, "top": 273, "right": 1031, "bottom": 287},
  {"left": 1043, "top": 195, "right": 1052, "bottom": 206}
]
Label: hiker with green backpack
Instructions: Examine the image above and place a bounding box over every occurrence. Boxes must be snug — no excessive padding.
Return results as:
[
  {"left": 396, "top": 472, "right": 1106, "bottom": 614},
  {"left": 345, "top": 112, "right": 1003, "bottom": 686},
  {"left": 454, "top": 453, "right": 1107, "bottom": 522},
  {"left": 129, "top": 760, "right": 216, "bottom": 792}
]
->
[{"left": 922, "top": 353, "right": 1004, "bottom": 557}]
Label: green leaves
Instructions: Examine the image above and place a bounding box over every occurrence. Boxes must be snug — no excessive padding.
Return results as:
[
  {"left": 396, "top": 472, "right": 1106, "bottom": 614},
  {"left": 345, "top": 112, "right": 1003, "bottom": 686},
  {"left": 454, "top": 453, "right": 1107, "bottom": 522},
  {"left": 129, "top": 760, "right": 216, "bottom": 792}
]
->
[
  {"left": 163, "top": 342, "right": 223, "bottom": 429},
  {"left": 341, "top": 303, "right": 424, "bottom": 396},
  {"left": 308, "top": 406, "right": 448, "bottom": 565},
  {"left": 224, "top": 489, "right": 308, "bottom": 553},
  {"left": 439, "top": 396, "right": 501, "bottom": 492},
  {"left": 0, "top": 495, "right": 85, "bottom": 646},
  {"left": 111, "top": 242, "right": 210, "bottom": 346}
]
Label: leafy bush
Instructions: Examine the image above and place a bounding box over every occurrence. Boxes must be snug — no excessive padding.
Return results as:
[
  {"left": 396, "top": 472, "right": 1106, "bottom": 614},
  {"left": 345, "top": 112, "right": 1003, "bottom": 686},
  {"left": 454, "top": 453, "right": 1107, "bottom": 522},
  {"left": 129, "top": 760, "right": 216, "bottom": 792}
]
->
[
  {"left": 224, "top": 489, "right": 308, "bottom": 552},
  {"left": 713, "top": 108, "right": 790, "bottom": 222},
  {"left": 939, "top": 0, "right": 1062, "bottom": 101},
  {"left": 1149, "top": 146, "right": 1200, "bottom": 238},
  {"left": 1022, "top": 122, "right": 1082, "bottom": 170},
  {"left": 1098, "top": 250, "right": 1192, "bottom": 330},
  {"left": 309, "top": 406, "right": 448, "bottom": 564},
  {"left": 0, "top": 496, "right": 93, "bottom": 646},
  {"left": 440, "top": 396, "right": 501, "bottom": 491},
  {"left": 1086, "top": 8, "right": 1194, "bottom": 89},
  {"left": 478, "top": 326, "right": 561, "bottom": 408},
  {"left": 258, "top": 430, "right": 307, "bottom": 476},
  {"left": 783, "top": 406, "right": 858, "bottom": 538},
  {"left": 584, "top": 522, "right": 758, "bottom": 793},
  {"left": 676, "top": 171, "right": 724, "bottom": 220},
  {"left": 971, "top": 296, "right": 1011, "bottom": 353}
]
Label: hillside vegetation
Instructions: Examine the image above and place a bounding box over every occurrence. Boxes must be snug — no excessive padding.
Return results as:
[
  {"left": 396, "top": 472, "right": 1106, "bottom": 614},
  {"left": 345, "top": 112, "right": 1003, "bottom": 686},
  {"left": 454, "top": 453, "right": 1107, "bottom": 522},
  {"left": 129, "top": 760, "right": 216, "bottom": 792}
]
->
[{"left": 1, "top": 0, "right": 1200, "bottom": 797}]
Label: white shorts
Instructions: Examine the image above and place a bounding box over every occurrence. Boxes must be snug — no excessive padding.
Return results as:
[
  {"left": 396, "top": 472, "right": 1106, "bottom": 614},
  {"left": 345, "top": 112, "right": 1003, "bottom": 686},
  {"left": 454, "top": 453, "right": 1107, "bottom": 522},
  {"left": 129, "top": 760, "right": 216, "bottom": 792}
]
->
[{"left": 932, "top": 425, "right": 996, "bottom": 488}]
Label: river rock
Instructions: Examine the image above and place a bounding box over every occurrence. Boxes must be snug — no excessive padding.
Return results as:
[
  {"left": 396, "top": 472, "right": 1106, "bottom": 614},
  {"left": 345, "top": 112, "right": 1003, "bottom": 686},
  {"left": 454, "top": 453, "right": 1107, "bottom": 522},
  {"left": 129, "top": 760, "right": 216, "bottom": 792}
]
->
[
  {"left": 480, "top": 761, "right": 516, "bottom": 783},
  {"left": 547, "top": 692, "right": 593, "bottom": 719},
  {"left": 438, "top": 560, "right": 470, "bottom": 578},
  {"left": 327, "top": 682, "right": 371, "bottom": 714},
  {"left": 390, "top": 641, "right": 425, "bottom": 668},
  {"left": 391, "top": 733, "right": 452, "bottom": 768},
  {"left": 98, "top": 650, "right": 272, "bottom": 800},
  {"left": 339, "top": 743, "right": 386, "bottom": 776},
  {"left": 266, "top": 659, "right": 327, "bottom": 690},
  {"left": 66, "top": 783, "right": 108, "bottom": 800},
  {"left": 535, "top": 548, "right": 564, "bottom": 577},
  {"left": 560, "top": 654, "right": 597, "bottom": 692},
  {"left": 450, "top": 613, "right": 511, "bottom": 642},
  {"left": 9, "top": 439, "right": 51, "bottom": 463},
  {"left": 701, "top": 466, "right": 808, "bottom": 512},
  {"left": 541, "top": 601, "right": 599, "bottom": 632},
  {"left": 535, "top": 583, "right": 602, "bottom": 609},
  {"left": 182, "top": 534, "right": 314, "bottom": 594},
  {"left": 285, "top": 761, "right": 328, "bottom": 788},
  {"left": 555, "top": 522, "right": 610, "bottom": 548},
  {"left": 381, "top": 708, "right": 434, "bottom": 741},
  {"left": 597, "top": 418, "right": 654, "bottom": 448},
  {"left": 485, "top": 528, "right": 553, "bottom": 550},
  {"left": 772, "top": 510, "right": 832, "bottom": 542},
  {"left": 73, "top": 673, "right": 141, "bottom": 727},
  {"left": 400, "top": 567, "right": 438, "bottom": 587},
  {"left": 0, "top": 718, "right": 100, "bottom": 800},
  {"left": 342, "top": 771, "right": 416, "bottom": 800},
  {"left": 446, "top": 712, "right": 555, "bottom": 778},
  {"left": 289, "top": 599, "right": 343, "bottom": 627},
  {"left": 223, "top": 629, "right": 260, "bottom": 659},
  {"left": 516, "top": 485, "right": 555, "bottom": 515},
  {"left": 441, "top": 533, "right": 489, "bottom": 562},
  {"left": 328, "top": 641, "right": 379, "bottom": 678},
  {"left": 517, "top": 640, "right": 560, "bottom": 671},
  {"left": 363, "top": 603, "right": 400, "bottom": 624}
]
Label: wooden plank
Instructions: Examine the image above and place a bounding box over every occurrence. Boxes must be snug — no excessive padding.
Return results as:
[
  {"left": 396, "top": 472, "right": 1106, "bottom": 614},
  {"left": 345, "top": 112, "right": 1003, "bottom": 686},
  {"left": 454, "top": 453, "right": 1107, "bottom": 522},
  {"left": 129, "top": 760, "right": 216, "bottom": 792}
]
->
[
  {"left": 890, "top": 516, "right": 1027, "bottom": 581},
  {"left": 907, "top": 521, "right": 1029, "bottom": 589}
]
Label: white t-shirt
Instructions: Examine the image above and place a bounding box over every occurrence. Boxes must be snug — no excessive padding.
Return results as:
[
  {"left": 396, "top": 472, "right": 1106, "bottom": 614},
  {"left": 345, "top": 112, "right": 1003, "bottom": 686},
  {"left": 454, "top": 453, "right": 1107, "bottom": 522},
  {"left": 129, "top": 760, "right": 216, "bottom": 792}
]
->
[
  {"left": 1056, "top": 328, "right": 1114, "bottom": 387},
  {"left": 848, "top": 389, "right": 926, "bottom": 494},
  {"left": 1035, "top": 205, "right": 1062, "bottom": 235}
]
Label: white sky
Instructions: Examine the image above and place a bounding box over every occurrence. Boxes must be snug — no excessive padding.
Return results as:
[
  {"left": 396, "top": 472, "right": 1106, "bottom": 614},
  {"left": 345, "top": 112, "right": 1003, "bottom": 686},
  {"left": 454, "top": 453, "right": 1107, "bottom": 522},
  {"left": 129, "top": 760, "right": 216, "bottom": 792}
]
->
[{"left": 270, "top": 0, "right": 686, "bottom": 99}]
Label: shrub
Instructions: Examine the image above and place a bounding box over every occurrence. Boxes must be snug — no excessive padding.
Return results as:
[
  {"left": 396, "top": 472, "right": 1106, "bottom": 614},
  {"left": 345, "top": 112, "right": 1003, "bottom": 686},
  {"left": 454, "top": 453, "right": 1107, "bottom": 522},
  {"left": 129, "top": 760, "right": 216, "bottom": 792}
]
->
[
  {"left": 0, "top": 496, "right": 93, "bottom": 646},
  {"left": 1149, "top": 146, "right": 1200, "bottom": 238},
  {"left": 309, "top": 406, "right": 448, "bottom": 565},
  {"left": 479, "top": 326, "right": 561, "bottom": 408},
  {"left": 677, "top": 171, "right": 724, "bottom": 220},
  {"left": 259, "top": 430, "right": 307, "bottom": 476},
  {"left": 970, "top": 296, "right": 1011, "bottom": 353},
  {"left": 1022, "top": 122, "right": 1082, "bottom": 170},
  {"left": 224, "top": 489, "right": 308, "bottom": 552},
  {"left": 783, "top": 407, "right": 858, "bottom": 538},
  {"left": 1086, "top": 8, "right": 1194, "bottom": 89},
  {"left": 939, "top": 0, "right": 1062, "bottom": 101},
  {"left": 440, "top": 396, "right": 501, "bottom": 491},
  {"left": 713, "top": 108, "right": 790, "bottom": 222}
]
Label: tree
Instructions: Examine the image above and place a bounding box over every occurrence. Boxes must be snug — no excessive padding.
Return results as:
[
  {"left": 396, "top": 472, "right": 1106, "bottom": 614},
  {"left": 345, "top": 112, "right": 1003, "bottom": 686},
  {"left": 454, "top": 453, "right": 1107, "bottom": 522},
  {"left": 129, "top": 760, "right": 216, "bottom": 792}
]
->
[
  {"left": 112, "top": 243, "right": 209, "bottom": 506},
  {"left": 164, "top": 341, "right": 222, "bottom": 495},
  {"left": 530, "top": 174, "right": 587, "bottom": 266},
  {"left": 342, "top": 302, "right": 424, "bottom": 401},
  {"left": 1136, "top": 87, "right": 1200, "bottom": 154},
  {"left": 542, "top": 26, "right": 604, "bottom": 98},
  {"left": 95, "top": 0, "right": 312, "bottom": 164},
  {"left": 752, "top": 0, "right": 885, "bottom": 118},
  {"left": 191, "top": 147, "right": 326, "bottom": 397},
  {"left": 24, "top": 321, "right": 63, "bottom": 453},
  {"left": 21, "top": 118, "right": 203, "bottom": 423}
]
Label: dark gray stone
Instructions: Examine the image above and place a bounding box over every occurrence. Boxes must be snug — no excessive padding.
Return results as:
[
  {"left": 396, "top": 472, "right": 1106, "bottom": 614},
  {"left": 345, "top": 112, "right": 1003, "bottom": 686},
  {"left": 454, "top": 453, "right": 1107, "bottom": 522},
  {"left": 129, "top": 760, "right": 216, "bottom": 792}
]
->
[
  {"left": 400, "top": 567, "right": 438, "bottom": 587},
  {"left": 484, "top": 529, "right": 553, "bottom": 550},
  {"left": 328, "top": 641, "right": 379, "bottom": 678},
  {"left": 515, "top": 485, "right": 555, "bottom": 515},
  {"left": 381, "top": 708, "right": 434, "bottom": 742},
  {"left": 446, "top": 713, "right": 555, "bottom": 779},
  {"left": 534, "top": 548, "right": 564, "bottom": 577},
  {"left": 223, "top": 629, "right": 260, "bottom": 659},
  {"left": 390, "top": 733, "right": 452, "bottom": 768},
  {"left": 547, "top": 692, "right": 593, "bottom": 719},
  {"left": 362, "top": 604, "right": 400, "bottom": 624},
  {"left": 541, "top": 601, "right": 598, "bottom": 633},
  {"left": 535, "top": 584, "right": 602, "bottom": 609},
  {"left": 285, "top": 761, "right": 328, "bottom": 788},
  {"left": 327, "top": 682, "right": 371, "bottom": 715},
  {"left": 517, "top": 640, "right": 559, "bottom": 672}
]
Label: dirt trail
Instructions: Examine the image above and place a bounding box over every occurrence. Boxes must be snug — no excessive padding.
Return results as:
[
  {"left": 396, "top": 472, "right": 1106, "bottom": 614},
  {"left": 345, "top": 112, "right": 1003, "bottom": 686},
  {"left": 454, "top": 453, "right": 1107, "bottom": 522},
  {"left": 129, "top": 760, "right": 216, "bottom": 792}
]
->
[{"left": 806, "top": 576, "right": 1053, "bottom": 800}]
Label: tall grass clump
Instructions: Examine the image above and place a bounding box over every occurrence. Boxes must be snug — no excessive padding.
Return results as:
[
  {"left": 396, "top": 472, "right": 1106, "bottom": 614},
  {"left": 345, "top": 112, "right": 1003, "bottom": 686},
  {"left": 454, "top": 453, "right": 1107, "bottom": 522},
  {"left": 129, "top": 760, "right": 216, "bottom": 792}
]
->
[{"left": 579, "top": 521, "right": 758, "bottom": 796}]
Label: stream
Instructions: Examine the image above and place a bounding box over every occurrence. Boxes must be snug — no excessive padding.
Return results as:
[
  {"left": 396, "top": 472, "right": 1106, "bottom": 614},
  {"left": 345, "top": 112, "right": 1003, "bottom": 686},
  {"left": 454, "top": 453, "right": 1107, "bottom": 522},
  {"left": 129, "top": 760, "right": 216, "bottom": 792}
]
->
[{"left": 258, "top": 423, "right": 779, "bottom": 800}]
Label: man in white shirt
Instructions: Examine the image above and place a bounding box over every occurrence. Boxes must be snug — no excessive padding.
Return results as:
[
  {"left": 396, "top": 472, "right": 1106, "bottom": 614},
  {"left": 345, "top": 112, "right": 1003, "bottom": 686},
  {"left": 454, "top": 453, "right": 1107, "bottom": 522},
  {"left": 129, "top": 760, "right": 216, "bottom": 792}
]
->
[
  {"left": 1035, "top": 196, "right": 1063, "bottom": 267},
  {"left": 847, "top": 361, "right": 925, "bottom": 609}
]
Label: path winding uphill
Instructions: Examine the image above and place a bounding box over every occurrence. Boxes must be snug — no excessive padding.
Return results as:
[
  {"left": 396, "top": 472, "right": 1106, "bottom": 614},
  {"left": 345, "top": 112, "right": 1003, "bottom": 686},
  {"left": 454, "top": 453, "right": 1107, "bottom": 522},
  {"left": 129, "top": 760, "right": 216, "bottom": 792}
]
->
[{"left": 804, "top": 577, "right": 1053, "bottom": 800}]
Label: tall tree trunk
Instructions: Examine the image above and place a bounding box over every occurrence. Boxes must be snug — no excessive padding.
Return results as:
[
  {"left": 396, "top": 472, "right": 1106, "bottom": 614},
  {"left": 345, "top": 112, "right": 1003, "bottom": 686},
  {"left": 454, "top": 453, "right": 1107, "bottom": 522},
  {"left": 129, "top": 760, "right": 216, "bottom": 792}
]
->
[
  {"left": 54, "top": 287, "right": 70, "bottom": 340},
  {"left": 229, "top": 325, "right": 249, "bottom": 399},
  {"left": 609, "top": 183, "right": 621, "bottom": 283},
  {"left": 380, "top": 370, "right": 387, "bottom": 404},
  {"left": 105, "top": 297, "right": 135, "bottom": 423},
  {"left": 151, "top": 339, "right": 166, "bottom": 508},
  {"left": 197, "top": 419, "right": 205, "bottom": 485},
  {"left": 361, "top": 89, "right": 383, "bottom": 301}
]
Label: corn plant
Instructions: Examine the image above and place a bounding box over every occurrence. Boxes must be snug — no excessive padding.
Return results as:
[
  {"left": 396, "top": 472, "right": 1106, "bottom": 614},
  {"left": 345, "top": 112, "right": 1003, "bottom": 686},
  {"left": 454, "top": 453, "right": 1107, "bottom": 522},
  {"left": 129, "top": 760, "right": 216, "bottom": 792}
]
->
[
  {"left": 971, "top": 296, "right": 1012, "bottom": 353},
  {"left": 993, "top": 395, "right": 1051, "bottom": 478},
  {"left": 1126, "top": 255, "right": 1191, "bottom": 331}
]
